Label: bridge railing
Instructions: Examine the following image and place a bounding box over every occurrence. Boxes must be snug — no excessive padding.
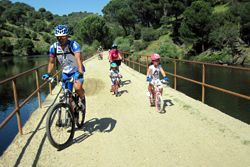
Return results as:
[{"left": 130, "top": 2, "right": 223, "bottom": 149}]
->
[
  {"left": 0, "top": 64, "right": 62, "bottom": 135},
  {"left": 120, "top": 51, "right": 250, "bottom": 102}
]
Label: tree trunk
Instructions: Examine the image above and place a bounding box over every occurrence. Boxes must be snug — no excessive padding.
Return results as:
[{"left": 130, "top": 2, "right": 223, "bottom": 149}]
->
[{"left": 122, "top": 25, "right": 128, "bottom": 36}]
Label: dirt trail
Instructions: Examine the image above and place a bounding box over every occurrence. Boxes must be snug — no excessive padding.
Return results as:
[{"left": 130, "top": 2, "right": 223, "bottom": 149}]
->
[{"left": 0, "top": 52, "right": 250, "bottom": 167}]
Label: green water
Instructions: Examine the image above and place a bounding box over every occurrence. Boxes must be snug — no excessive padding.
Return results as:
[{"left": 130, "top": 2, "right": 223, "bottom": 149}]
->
[{"left": 0, "top": 56, "right": 50, "bottom": 156}]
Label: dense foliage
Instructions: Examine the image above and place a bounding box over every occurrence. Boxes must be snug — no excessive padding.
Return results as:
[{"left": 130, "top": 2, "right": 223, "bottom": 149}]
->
[
  {"left": 0, "top": 0, "right": 249, "bottom": 64},
  {"left": 102, "top": 0, "right": 250, "bottom": 64}
]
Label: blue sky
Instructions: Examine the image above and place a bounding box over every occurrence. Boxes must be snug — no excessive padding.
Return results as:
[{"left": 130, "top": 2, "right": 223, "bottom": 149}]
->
[{"left": 11, "top": 0, "right": 110, "bottom": 15}]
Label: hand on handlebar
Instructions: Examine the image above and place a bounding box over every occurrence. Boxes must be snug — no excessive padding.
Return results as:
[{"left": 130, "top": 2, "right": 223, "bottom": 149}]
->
[
  {"left": 74, "top": 71, "right": 83, "bottom": 80},
  {"left": 42, "top": 73, "right": 50, "bottom": 80},
  {"left": 147, "top": 76, "right": 152, "bottom": 82},
  {"left": 163, "top": 77, "right": 169, "bottom": 81}
]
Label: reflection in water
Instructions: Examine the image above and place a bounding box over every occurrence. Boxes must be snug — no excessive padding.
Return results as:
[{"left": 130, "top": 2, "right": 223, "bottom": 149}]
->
[{"left": 0, "top": 56, "right": 50, "bottom": 155}]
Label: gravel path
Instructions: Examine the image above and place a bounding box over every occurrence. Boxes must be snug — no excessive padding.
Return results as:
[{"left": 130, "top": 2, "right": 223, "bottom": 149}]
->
[{"left": 1, "top": 52, "right": 249, "bottom": 167}]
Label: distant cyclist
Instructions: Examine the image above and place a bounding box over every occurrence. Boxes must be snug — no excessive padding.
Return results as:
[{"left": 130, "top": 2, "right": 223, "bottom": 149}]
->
[
  {"left": 97, "top": 46, "right": 103, "bottom": 60},
  {"left": 42, "top": 24, "right": 86, "bottom": 108},
  {"left": 109, "top": 44, "right": 122, "bottom": 70},
  {"left": 98, "top": 46, "right": 103, "bottom": 52}
]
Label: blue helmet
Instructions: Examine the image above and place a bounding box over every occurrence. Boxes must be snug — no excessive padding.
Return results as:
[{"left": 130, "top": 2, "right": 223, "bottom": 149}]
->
[
  {"left": 111, "top": 62, "right": 118, "bottom": 68},
  {"left": 112, "top": 43, "right": 118, "bottom": 49},
  {"left": 54, "top": 24, "right": 69, "bottom": 36}
]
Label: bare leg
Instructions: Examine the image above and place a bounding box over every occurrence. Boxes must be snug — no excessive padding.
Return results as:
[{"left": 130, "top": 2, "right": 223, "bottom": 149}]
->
[{"left": 74, "top": 81, "right": 85, "bottom": 99}]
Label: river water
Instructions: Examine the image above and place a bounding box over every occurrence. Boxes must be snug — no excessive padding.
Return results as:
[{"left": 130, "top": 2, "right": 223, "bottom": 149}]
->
[{"left": 0, "top": 56, "right": 50, "bottom": 156}]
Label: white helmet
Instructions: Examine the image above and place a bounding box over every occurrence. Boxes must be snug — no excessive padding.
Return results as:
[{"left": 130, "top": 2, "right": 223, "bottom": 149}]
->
[{"left": 54, "top": 24, "right": 69, "bottom": 37}]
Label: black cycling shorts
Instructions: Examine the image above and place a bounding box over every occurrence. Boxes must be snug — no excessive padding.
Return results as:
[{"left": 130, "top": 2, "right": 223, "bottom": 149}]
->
[{"left": 112, "top": 60, "right": 122, "bottom": 66}]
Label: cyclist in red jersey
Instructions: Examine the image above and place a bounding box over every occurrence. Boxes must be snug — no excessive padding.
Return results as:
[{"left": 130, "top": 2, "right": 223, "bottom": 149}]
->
[{"left": 109, "top": 44, "right": 122, "bottom": 69}]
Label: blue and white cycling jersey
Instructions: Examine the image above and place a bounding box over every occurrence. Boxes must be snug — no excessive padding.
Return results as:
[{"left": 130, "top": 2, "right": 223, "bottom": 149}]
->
[{"left": 49, "top": 40, "right": 81, "bottom": 74}]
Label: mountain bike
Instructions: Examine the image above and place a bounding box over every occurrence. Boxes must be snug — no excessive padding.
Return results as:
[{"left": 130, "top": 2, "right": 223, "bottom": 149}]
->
[
  {"left": 148, "top": 79, "right": 168, "bottom": 113},
  {"left": 46, "top": 77, "right": 86, "bottom": 149}
]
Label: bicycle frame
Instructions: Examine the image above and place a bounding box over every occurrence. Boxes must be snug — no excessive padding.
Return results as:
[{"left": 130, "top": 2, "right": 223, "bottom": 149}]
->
[
  {"left": 151, "top": 80, "right": 164, "bottom": 98},
  {"left": 111, "top": 76, "right": 122, "bottom": 95}
]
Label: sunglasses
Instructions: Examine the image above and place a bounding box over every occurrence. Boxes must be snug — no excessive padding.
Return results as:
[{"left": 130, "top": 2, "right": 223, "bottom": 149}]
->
[{"left": 57, "top": 36, "right": 67, "bottom": 40}]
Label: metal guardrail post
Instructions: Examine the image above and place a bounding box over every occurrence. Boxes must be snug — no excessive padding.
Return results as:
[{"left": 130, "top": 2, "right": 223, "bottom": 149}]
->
[
  {"left": 174, "top": 61, "right": 177, "bottom": 90},
  {"left": 139, "top": 60, "right": 141, "bottom": 73},
  {"left": 146, "top": 56, "right": 149, "bottom": 68},
  {"left": 35, "top": 69, "right": 42, "bottom": 108},
  {"left": 12, "top": 79, "right": 23, "bottom": 135},
  {"left": 49, "top": 82, "right": 52, "bottom": 95},
  {"left": 202, "top": 64, "right": 206, "bottom": 103}
]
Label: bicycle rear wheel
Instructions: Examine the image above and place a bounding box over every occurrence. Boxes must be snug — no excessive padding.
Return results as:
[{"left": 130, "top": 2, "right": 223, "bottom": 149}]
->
[{"left": 46, "top": 103, "right": 75, "bottom": 149}]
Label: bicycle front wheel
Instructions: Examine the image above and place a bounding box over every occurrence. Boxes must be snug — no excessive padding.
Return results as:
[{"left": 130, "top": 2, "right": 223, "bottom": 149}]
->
[
  {"left": 155, "top": 93, "right": 164, "bottom": 112},
  {"left": 46, "top": 103, "right": 75, "bottom": 149}
]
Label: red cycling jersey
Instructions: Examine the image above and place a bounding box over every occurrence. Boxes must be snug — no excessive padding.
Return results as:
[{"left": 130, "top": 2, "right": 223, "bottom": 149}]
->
[{"left": 109, "top": 49, "right": 121, "bottom": 62}]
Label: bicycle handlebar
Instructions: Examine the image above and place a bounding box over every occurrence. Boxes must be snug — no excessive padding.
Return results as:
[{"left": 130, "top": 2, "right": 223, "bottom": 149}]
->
[{"left": 47, "top": 77, "right": 56, "bottom": 83}]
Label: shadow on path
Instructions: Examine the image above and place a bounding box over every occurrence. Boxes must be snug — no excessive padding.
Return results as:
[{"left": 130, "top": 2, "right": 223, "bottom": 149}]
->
[
  {"left": 14, "top": 88, "right": 62, "bottom": 167},
  {"left": 120, "top": 80, "right": 131, "bottom": 87},
  {"left": 161, "top": 99, "right": 174, "bottom": 113},
  {"left": 57, "top": 117, "right": 117, "bottom": 151}
]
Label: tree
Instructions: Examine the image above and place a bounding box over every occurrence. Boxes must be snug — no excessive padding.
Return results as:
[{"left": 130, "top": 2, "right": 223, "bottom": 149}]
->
[
  {"left": 128, "top": 0, "right": 164, "bottom": 28},
  {"left": 141, "top": 27, "right": 160, "bottom": 42},
  {"left": 15, "top": 38, "right": 34, "bottom": 56},
  {"left": 2, "top": 2, "right": 34, "bottom": 25},
  {"left": 31, "top": 32, "right": 37, "bottom": 40},
  {"left": 32, "top": 20, "right": 47, "bottom": 32},
  {"left": 14, "top": 27, "right": 29, "bottom": 38},
  {"left": 209, "top": 11, "right": 240, "bottom": 52},
  {"left": 43, "top": 33, "right": 51, "bottom": 43},
  {"left": 103, "top": 0, "right": 137, "bottom": 36},
  {"left": 75, "top": 14, "right": 110, "bottom": 47},
  {"left": 209, "top": 23, "right": 239, "bottom": 50},
  {"left": 233, "top": 2, "right": 250, "bottom": 44},
  {"left": 0, "top": 38, "right": 13, "bottom": 55},
  {"left": 180, "top": 0, "right": 213, "bottom": 53},
  {"left": 38, "top": 7, "right": 46, "bottom": 13},
  {"left": 43, "top": 11, "right": 54, "bottom": 21}
]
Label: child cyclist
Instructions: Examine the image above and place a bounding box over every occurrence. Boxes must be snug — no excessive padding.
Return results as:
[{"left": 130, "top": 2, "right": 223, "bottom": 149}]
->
[
  {"left": 110, "top": 62, "right": 122, "bottom": 96},
  {"left": 146, "top": 53, "right": 169, "bottom": 106}
]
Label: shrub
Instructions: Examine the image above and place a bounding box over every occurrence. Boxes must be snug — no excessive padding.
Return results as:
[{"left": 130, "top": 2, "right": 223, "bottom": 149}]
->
[
  {"left": 114, "top": 36, "right": 132, "bottom": 52},
  {"left": 141, "top": 27, "right": 160, "bottom": 42},
  {"left": 132, "top": 40, "right": 148, "bottom": 51},
  {"left": 192, "top": 49, "right": 233, "bottom": 64},
  {"left": 0, "top": 38, "right": 13, "bottom": 54},
  {"left": 156, "top": 41, "right": 183, "bottom": 59},
  {"left": 14, "top": 38, "right": 34, "bottom": 56}
]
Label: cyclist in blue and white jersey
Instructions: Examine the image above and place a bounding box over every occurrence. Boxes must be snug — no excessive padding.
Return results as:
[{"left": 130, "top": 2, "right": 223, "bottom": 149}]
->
[{"left": 42, "top": 24, "right": 86, "bottom": 106}]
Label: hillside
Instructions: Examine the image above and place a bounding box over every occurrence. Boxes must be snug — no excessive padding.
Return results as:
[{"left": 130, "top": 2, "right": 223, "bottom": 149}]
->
[
  {"left": 103, "top": 0, "right": 250, "bottom": 66},
  {"left": 0, "top": 0, "right": 93, "bottom": 58}
]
